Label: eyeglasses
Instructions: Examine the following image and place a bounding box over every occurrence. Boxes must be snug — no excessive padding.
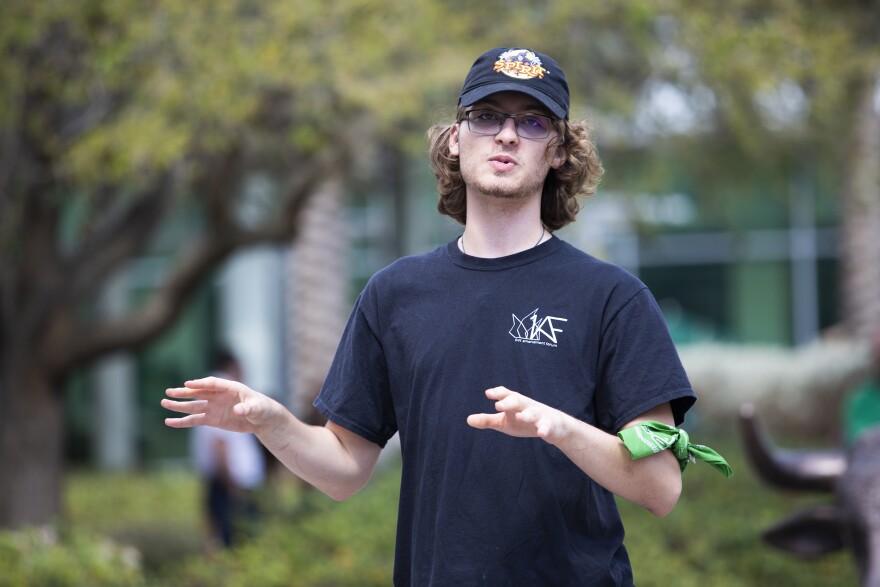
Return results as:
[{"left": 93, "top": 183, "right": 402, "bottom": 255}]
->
[{"left": 463, "top": 109, "right": 556, "bottom": 140}]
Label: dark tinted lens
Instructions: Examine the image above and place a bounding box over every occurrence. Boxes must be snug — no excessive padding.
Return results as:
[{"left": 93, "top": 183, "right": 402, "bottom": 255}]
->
[
  {"left": 467, "top": 110, "right": 504, "bottom": 134},
  {"left": 465, "top": 110, "right": 553, "bottom": 139},
  {"left": 515, "top": 114, "right": 551, "bottom": 139}
]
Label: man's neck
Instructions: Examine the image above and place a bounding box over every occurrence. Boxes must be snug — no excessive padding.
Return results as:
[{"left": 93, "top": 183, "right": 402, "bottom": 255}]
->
[{"left": 460, "top": 193, "right": 546, "bottom": 258}]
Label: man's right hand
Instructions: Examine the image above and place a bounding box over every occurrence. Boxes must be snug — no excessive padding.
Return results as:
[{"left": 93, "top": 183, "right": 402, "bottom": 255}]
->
[
  {"left": 164, "top": 376, "right": 383, "bottom": 501},
  {"left": 162, "top": 376, "right": 280, "bottom": 434}
]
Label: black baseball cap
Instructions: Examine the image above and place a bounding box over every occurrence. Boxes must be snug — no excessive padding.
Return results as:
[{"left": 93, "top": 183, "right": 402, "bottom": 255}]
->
[{"left": 458, "top": 47, "right": 570, "bottom": 119}]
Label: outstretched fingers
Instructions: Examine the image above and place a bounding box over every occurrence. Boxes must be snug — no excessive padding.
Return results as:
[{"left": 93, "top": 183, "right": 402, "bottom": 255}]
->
[
  {"left": 488, "top": 387, "right": 531, "bottom": 417},
  {"left": 467, "top": 387, "right": 532, "bottom": 436},
  {"left": 161, "top": 393, "right": 206, "bottom": 428},
  {"left": 469, "top": 386, "right": 568, "bottom": 441},
  {"left": 183, "top": 376, "right": 239, "bottom": 395},
  {"left": 466, "top": 412, "right": 505, "bottom": 430},
  {"left": 467, "top": 387, "right": 515, "bottom": 429},
  {"left": 161, "top": 397, "right": 207, "bottom": 415},
  {"left": 186, "top": 375, "right": 229, "bottom": 387},
  {"left": 164, "top": 412, "right": 208, "bottom": 428},
  {"left": 162, "top": 375, "right": 270, "bottom": 433},
  {"left": 164, "top": 380, "right": 227, "bottom": 401}
]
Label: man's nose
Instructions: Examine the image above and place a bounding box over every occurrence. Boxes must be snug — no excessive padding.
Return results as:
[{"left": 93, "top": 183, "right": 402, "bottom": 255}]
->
[{"left": 495, "top": 117, "right": 519, "bottom": 144}]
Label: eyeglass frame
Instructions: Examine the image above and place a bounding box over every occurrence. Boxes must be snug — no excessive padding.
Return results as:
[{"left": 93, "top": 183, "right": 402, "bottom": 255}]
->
[{"left": 460, "top": 108, "right": 560, "bottom": 140}]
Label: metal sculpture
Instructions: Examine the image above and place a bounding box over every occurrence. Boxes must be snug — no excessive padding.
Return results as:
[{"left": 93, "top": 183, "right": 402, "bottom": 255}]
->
[{"left": 740, "top": 403, "right": 880, "bottom": 586}]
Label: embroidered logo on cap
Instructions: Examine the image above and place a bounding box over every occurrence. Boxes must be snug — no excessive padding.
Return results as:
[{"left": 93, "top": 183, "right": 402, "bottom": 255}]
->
[{"left": 494, "top": 49, "right": 547, "bottom": 80}]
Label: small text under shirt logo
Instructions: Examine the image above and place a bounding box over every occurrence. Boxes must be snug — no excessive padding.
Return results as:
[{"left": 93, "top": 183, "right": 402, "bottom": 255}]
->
[{"left": 509, "top": 308, "right": 567, "bottom": 347}]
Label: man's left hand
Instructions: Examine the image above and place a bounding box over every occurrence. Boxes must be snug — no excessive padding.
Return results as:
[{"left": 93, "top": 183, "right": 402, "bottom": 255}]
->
[{"left": 466, "top": 386, "right": 571, "bottom": 444}]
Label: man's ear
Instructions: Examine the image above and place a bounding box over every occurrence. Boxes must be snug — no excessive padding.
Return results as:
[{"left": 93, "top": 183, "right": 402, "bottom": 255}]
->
[
  {"left": 448, "top": 124, "right": 460, "bottom": 157},
  {"left": 549, "top": 144, "right": 566, "bottom": 169}
]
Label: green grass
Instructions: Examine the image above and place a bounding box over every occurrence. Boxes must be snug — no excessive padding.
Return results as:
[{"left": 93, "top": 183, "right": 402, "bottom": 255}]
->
[{"left": 57, "top": 435, "right": 858, "bottom": 586}]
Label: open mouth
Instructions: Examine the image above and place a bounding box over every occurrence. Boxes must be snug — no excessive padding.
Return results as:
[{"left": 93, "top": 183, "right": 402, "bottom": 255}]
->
[{"left": 489, "top": 155, "right": 517, "bottom": 172}]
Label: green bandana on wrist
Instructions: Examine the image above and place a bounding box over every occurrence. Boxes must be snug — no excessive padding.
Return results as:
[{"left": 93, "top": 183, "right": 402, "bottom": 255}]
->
[{"left": 617, "top": 421, "right": 733, "bottom": 478}]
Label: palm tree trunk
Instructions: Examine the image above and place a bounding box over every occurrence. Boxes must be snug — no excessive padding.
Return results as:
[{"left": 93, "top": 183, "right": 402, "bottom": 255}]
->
[
  {"left": 840, "top": 71, "right": 880, "bottom": 341},
  {"left": 285, "top": 180, "right": 350, "bottom": 424}
]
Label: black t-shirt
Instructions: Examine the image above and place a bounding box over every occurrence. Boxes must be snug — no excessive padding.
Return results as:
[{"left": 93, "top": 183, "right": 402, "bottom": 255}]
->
[{"left": 315, "top": 236, "right": 696, "bottom": 586}]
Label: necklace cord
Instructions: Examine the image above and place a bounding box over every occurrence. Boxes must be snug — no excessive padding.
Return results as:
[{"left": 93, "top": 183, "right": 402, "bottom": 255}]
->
[{"left": 461, "top": 226, "right": 545, "bottom": 255}]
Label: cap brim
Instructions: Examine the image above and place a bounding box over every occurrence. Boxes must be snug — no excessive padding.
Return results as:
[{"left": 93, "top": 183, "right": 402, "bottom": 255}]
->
[{"left": 459, "top": 83, "right": 567, "bottom": 119}]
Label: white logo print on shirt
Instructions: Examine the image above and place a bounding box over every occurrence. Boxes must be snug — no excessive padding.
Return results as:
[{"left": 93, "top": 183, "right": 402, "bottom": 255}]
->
[{"left": 509, "top": 308, "right": 567, "bottom": 347}]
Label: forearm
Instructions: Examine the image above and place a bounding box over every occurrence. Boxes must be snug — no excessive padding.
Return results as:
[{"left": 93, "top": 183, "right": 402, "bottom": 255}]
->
[
  {"left": 255, "top": 406, "right": 376, "bottom": 501},
  {"left": 551, "top": 415, "right": 681, "bottom": 516},
  {"left": 467, "top": 387, "right": 682, "bottom": 515}
]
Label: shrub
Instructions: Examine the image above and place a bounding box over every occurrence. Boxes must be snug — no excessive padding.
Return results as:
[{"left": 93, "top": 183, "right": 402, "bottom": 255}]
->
[
  {"left": 65, "top": 469, "right": 203, "bottom": 575},
  {"left": 620, "top": 437, "right": 858, "bottom": 587},
  {"left": 59, "top": 436, "right": 860, "bottom": 585},
  {"left": 0, "top": 525, "right": 145, "bottom": 587},
  {"left": 173, "top": 465, "right": 400, "bottom": 587}
]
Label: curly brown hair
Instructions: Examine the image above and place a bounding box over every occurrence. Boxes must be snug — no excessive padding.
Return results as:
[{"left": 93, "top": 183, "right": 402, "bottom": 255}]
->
[{"left": 427, "top": 107, "right": 604, "bottom": 231}]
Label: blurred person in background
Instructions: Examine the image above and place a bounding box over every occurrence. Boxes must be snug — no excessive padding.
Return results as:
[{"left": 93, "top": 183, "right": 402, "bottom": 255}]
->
[
  {"left": 164, "top": 47, "right": 697, "bottom": 585},
  {"left": 191, "top": 348, "right": 265, "bottom": 549}
]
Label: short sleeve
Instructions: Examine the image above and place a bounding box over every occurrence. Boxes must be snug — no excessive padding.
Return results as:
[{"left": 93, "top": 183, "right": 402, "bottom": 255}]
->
[
  {"left": 595, "top": 288, "right": 695, "bottom": 432},
  {"left": 313, "top": 290, "right": 398, "bottom": 447}
]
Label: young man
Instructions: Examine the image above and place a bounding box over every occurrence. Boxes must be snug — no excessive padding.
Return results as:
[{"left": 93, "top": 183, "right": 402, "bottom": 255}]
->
[{"left": 164, "top": 47, "right": 696, "bottom": 585}]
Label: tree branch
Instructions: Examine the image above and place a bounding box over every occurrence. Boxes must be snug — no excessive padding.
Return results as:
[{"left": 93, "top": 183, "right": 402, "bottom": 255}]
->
[
  {"left": 48, "top": 233, "right": 235, "bottom": 373},
  {"left": 48, "top": 147, "right": 336, "bottom": 374},
  {"left": 199, "top": 145, "right": 245, "bottom": 232},
  {"left": 64, "top": 171, "right": 178, "bottom": 306},
  {"left": 57, "top": 78, "right": 113, "bottom": 143}
]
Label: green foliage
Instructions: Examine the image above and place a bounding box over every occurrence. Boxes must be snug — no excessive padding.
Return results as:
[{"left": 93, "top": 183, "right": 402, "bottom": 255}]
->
[
  {"left": 63, "top": 465, "right": 400, "bottom": 585},
  {"left": 173, "top": 466, "right": 400, "bottom": 587},
  {"left": 57, "top": 441, "right": 861, "bottom": 586},
  {"left": 620, "top": 437, "right": 857, "bottom": 586},
  {"left": 5, "top": 0, "right": 877, "bottom": 235},
  {"left": 64, "top": 469, "right": 204, "bottom": 574},
  {"left": 5, "top": 0, "right": 875, "bottom": 241},
  {"left": 66, "top": 470, "right": 201, "bottom": 533},
  {"left": 667, "top": 0, "right": 880, "bottom": 155},
  {"left": 0, "top": 526, "right": 145, "bottom": 587}
]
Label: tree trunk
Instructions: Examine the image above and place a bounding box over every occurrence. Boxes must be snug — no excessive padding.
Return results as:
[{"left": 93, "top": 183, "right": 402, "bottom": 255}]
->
[
  {"left": 840, "top": 71, "right": 880, "bottom": 341},
  {"left": 286, "top": 180, "right": 349, "bottom": 424},
  {"left": 0, "top": 352, "right": 64, "bottom": 528}
]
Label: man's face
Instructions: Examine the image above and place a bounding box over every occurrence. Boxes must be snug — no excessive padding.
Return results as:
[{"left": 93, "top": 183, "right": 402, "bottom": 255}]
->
[{"left": 449, "top": 92, "right": 565, "bottom": 203}]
